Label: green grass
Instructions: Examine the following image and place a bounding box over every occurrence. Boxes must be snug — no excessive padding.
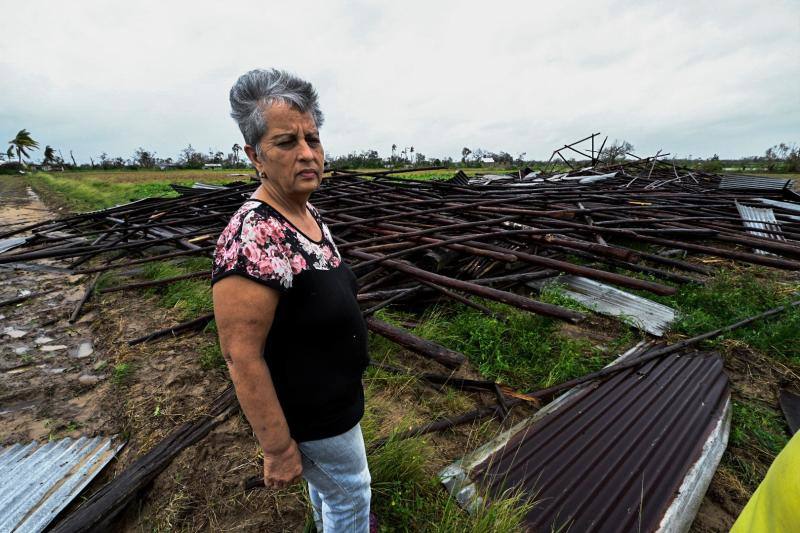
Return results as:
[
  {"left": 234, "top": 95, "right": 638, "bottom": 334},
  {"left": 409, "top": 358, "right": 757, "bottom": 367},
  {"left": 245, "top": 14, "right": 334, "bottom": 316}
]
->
[
  {"left": 652, "top": 268, "right": 800, "bottom": 363},
  {"left": 199, "top": 343, "right": 226, "bottom": 370},
  {"left": 25, "top": 170, "right": 243, "bottom": 211},
  {"left": 112, "top": 362, "right": 134, "bottom": 385},
  {"left": 376, "top": 287, "right": 621, "bottom": 391},
  {"left": 141, "top": 258, "right": 213, "bottom": 319},
  {"left": 730, "top": 400, "right": 789, "bottom": 456},
  {"left": 137, "top": 258, "right": 222, "bottom": 371}
]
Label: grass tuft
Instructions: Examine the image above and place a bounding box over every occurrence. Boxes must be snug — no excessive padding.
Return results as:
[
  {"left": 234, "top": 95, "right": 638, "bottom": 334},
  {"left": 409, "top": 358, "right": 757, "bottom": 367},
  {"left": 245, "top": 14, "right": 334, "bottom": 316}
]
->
[
  {"left": 199, "top": 343, "right": 226, "bottom": 370},
  {"left": 730, "top": 400, "right": 789, "bottom": 456},
  {"left": 112, "top": 362, "right": 134, "bottom": 385},
  {"left": 724, "top": 400, "right": 791, "bottom": 491},
  {"left": 141, "top": 259, "right": 213, "bottom": 319}
]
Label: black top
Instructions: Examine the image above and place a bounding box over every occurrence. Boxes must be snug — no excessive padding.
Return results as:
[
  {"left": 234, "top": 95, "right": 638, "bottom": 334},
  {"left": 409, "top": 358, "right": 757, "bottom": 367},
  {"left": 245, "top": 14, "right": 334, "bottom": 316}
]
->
[{"left": 211, "top": 199, "right": 368, "bottom": 442}]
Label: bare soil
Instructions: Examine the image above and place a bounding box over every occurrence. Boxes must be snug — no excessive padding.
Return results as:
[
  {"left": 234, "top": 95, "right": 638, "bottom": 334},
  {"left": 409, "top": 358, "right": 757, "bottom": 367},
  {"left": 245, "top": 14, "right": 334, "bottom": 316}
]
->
[{"left": 1, "top": 176, "right": 114, "bottom": 445}]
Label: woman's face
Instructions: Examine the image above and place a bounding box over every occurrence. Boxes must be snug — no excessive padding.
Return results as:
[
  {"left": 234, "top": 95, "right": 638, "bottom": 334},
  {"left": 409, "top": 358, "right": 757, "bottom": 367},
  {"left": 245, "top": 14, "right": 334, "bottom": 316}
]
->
[{"left": 248, "top": 102, "right": 324, "bottom": 197}]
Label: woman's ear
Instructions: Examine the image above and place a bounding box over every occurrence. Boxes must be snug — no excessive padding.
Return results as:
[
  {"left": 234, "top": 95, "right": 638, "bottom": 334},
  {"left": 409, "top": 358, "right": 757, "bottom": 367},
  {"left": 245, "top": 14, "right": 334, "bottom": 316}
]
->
[{"left": 243, "top": 145, "right": 262, "bottom": 174}]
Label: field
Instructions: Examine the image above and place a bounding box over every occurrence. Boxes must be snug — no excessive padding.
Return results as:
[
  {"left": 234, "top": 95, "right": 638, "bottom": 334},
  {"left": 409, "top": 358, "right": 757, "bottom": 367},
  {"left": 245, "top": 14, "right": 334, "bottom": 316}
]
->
[
  {"left": 25, "top": 169, "right": 250, "bottom": 211},
  {"left": 7, "top": 169, "right": 800, "bottom": 531}
]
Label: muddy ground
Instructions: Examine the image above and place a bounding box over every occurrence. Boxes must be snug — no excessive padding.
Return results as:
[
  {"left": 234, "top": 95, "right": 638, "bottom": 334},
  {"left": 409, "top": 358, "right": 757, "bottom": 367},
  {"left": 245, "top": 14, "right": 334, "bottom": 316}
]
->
[{"left": 0, "top": 174, "right": 795, "bottom": 531}]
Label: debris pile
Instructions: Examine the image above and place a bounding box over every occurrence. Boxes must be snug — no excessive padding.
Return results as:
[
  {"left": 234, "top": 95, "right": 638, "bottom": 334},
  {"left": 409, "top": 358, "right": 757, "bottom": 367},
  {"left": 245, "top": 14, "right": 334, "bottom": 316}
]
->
[
  {"left": 2, "top": 157, "right": 799, "bottom": 354},
  {"left": 2, "top": 146, "right": 799, "bottom": 531}
]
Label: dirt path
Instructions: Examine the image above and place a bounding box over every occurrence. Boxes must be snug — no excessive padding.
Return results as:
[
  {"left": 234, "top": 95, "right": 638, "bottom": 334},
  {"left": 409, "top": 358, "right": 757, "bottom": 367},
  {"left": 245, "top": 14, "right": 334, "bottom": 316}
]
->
[{"left": 0, "top": 175, "right": 116, "bottom": 443}]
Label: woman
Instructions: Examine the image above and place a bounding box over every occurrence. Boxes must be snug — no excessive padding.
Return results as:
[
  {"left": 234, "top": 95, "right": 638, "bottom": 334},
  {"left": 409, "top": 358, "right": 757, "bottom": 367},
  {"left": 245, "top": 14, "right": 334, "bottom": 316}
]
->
[{"left": 212, "top": 68, "right": 372, "bottom": 532}]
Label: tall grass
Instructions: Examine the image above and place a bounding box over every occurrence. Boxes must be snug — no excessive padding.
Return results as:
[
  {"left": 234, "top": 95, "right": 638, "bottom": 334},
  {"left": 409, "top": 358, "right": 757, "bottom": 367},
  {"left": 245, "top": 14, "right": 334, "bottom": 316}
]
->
[
  {"left": 26, "top": 170, "right": 239, "bottom": 211},
  {"left": 363, "top": 435, "right": 532, "bottom": 532}
]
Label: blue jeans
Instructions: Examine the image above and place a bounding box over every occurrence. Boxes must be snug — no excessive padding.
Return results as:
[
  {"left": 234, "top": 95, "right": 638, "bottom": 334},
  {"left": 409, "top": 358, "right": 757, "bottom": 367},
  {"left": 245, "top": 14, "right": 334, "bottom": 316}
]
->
[{"left": 298, "top": 423, "right": 371, "bottom": 532}]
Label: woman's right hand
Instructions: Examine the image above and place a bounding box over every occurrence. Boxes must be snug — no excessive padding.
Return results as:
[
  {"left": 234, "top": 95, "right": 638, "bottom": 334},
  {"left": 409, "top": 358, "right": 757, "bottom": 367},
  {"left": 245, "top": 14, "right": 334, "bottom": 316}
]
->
[{"left": 263, "top": 438, "right": 303, "bottom": 489}]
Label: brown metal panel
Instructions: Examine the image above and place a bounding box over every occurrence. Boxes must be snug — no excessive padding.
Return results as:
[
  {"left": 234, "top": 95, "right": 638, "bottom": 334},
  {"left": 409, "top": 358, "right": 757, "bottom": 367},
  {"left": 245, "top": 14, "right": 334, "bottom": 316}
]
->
[{"left": 470, "top": 352, "right": 729, "bottom": 532}]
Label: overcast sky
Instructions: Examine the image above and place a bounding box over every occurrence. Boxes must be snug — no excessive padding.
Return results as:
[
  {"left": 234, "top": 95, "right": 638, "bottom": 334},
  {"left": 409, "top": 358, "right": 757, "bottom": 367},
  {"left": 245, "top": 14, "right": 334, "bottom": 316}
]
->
[{"left": 2, "top": 0, "right": 798, "bottom": 163}]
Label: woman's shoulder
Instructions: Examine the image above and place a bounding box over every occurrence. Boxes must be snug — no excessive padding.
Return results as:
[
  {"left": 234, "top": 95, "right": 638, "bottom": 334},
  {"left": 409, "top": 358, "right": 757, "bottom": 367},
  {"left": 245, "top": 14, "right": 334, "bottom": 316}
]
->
[
  {"left": 221, "top": 200, "right": 280, "bottom": 236},
  {"left": 212, "top": 200, "right": 296, "bottom": 291}
]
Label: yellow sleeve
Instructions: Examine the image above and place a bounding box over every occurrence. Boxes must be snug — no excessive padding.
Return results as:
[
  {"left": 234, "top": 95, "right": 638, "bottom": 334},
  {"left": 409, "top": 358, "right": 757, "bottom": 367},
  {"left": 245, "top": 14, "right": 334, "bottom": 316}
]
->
[{"left": 730, "top": 431, "right": 800, "bottom": 533}]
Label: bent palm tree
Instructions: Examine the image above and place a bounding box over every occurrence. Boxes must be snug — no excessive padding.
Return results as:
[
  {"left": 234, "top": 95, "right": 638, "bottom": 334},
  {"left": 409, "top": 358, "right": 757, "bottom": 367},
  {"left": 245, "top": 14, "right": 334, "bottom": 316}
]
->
[
  {"left": 43, "top": 145, "right": 56, "bottom": 165},
  {"left": 8, "top": 129, "right": 39, "bottom": 166}
]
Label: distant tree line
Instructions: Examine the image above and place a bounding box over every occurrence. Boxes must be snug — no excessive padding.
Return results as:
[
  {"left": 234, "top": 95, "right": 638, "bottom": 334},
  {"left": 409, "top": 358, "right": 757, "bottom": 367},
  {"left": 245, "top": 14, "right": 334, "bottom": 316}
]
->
[{"left": 2, "top": 130, "right": 799, "bottom": 174}]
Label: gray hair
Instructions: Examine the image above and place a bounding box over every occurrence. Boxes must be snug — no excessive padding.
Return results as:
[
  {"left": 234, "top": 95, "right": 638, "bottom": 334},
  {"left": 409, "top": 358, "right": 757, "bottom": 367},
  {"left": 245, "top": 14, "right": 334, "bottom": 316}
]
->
[{"left": 229, "top": 68, "right": 324, "bottom": 155}]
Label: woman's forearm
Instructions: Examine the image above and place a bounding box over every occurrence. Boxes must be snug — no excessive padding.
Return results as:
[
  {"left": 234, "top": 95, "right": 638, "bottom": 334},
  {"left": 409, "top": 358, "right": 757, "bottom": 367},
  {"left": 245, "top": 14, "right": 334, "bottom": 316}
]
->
[{"left": 227, "top": 352, "right": 293, "bottom": 453}]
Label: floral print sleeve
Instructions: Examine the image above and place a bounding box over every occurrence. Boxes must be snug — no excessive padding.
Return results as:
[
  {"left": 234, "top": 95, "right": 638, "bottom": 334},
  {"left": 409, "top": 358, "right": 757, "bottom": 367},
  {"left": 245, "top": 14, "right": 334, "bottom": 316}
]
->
[{"left": 211, "top": 200, "right": 341, "bottom": 292}]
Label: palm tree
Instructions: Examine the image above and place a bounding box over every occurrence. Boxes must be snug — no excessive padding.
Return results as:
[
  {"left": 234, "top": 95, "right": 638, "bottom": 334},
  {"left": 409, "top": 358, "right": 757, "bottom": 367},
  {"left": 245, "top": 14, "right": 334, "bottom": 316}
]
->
[
  {"left": 43, "top": 145, "right": 56, "bottom": 165},
  {"left": 391, "top": 144, "right": 397, "bottom": 159},
  {"left": 232, "top": 143, "right": 242, "bottom": 164},
  {"left": 409, "top": 146, "right": 414, "bottom": 164},
  {"left": 8, "top": 129, "right": 39, "bottom": 166}
]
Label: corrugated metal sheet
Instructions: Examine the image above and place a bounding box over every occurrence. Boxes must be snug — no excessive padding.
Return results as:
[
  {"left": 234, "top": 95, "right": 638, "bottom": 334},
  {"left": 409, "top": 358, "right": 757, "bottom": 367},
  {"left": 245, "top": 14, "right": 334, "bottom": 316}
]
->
[
  {"left": 757, "top": 198, "right": 800, "bottom": 221},
  {"left": 442, "top": 351, "right": 729, "bottom": 533},
  {"left": 736, "top": 202, "right": 785, "bottom": 255},
  {"left": 446, "top": 171, "right": 470, "bottom": 186},
  {"left": 0, "top": 435, "right": 124, "bottom": 533},
  {"left": 529, "top": 275, "right": 677, "bottom": 336},
  {"left": 0, "top": 237, "right": 27, "bottom": 254},
  {"left": 719, "top": 175, "right": 792, "bottom": 190}
]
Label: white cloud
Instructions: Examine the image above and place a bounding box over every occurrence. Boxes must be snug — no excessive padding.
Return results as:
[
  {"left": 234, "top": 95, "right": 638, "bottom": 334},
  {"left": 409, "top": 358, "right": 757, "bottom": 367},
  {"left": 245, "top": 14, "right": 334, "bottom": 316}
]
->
[{"left": 1, "top": 0, "right": 797, "bottom": 162}]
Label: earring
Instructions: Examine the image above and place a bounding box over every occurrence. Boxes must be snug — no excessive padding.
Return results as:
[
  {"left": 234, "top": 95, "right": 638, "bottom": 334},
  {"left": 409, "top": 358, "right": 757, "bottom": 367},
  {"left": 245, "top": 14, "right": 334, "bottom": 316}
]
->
[{"left": 260, "top": 172, "right": 267, "bottom": 179}]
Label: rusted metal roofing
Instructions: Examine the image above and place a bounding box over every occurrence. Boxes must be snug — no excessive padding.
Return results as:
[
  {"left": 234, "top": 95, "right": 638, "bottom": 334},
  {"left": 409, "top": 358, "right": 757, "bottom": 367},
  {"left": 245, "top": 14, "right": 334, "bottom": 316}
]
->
[
  {"left": 442, "top": 351, "right": 730, "bottom": 532},
  {"left": 0, "top": 435, "right": 124, "bottom": 533},
  {"left": 529, "top": 275, "right": 677, "bottom": 336}
]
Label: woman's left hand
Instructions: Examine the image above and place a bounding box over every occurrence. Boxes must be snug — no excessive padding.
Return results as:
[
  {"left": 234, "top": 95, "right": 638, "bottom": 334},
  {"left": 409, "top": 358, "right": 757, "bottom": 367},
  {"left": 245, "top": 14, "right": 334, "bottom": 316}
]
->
[{"left": 263, "top": 438, "right": 303, "bottom": 489}]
